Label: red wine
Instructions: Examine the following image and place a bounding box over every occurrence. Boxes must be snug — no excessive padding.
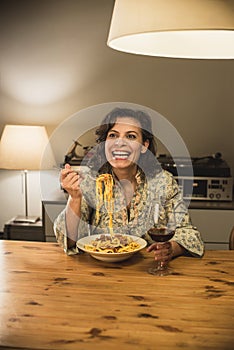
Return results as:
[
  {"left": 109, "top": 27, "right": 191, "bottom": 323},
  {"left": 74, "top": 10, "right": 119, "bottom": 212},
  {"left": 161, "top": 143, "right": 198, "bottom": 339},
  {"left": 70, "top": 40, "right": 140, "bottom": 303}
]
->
[{"left": 148, "top": 228, "right": 175, "bottom": 242}]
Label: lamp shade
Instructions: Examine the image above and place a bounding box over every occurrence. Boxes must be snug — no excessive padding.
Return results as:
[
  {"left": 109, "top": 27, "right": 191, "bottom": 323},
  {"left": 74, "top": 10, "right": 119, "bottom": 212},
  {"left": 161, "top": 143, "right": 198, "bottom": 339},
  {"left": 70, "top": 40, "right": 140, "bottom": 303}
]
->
[
  {"left": 0, "top": 125, "right": 54, "bottom": 170},
  {"left": 107, "top": 0, "right": 234, "bottom": 59}
]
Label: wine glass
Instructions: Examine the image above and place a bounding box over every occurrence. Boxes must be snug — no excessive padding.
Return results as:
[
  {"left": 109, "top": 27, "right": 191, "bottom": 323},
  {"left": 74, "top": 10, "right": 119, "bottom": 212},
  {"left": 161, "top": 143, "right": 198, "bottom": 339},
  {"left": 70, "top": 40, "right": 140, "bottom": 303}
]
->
[{"left": 147, "top": 205, "right": 176, "bottom": 276}]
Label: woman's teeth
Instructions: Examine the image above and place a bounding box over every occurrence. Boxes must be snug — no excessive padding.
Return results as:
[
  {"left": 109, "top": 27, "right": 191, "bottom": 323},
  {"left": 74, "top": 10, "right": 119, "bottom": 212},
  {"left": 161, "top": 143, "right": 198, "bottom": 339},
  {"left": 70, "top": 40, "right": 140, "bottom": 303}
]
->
[{"left": 112, "top": 151, "right": 130, "bottom": 159}]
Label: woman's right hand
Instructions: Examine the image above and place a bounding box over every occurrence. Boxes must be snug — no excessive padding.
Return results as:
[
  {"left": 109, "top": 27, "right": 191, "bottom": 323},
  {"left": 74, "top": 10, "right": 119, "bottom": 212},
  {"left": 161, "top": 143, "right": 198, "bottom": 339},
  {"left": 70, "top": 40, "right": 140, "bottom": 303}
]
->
[{"left": 60, "top": 164, "right": 83, "bottom": 199}]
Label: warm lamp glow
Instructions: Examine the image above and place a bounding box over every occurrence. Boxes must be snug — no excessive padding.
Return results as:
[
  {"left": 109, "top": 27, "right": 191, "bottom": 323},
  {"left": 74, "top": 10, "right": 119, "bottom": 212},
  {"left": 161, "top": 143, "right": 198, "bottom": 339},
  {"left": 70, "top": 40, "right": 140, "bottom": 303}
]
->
[
  {"left": 0, "top": 125, "right": 55, "bottom": 222},
  {"left": 107, "top": 0, "right": 234, "bottom": 59},
  {"left": 0, "top": 125, "right": 53, "bottom": 170}
]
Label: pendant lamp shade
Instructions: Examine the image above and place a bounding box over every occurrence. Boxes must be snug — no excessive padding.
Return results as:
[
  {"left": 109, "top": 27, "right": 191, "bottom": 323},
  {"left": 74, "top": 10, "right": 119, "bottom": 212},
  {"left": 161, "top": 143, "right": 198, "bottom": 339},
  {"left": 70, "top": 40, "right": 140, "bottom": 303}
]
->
[{"left": 107, "top": 0, "right": 234, "bottom": 59}]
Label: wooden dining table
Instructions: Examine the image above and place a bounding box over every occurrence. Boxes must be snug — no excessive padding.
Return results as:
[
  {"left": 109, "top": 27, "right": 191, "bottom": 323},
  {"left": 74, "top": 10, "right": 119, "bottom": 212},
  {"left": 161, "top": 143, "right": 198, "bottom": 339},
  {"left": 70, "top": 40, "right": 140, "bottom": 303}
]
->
[{"left": 0, "top": 240, "right": 233, "bottom": 350}]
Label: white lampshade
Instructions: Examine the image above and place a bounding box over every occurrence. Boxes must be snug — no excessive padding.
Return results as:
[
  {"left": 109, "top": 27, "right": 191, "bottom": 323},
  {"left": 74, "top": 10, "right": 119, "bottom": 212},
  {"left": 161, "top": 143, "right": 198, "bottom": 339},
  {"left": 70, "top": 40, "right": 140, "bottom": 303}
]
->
[
  {"left": 107, "top": 0, "right": 234, "bottom": 59},
  {"left": 0, "top": 125, "right": 55, "bottom": 170}
]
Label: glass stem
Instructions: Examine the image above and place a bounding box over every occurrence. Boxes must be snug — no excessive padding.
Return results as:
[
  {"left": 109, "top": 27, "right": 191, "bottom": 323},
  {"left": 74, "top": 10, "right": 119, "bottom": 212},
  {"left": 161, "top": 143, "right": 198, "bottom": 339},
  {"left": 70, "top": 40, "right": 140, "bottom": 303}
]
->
[{"left": 157, "top": 260, "right": 166, "bottom": 270}]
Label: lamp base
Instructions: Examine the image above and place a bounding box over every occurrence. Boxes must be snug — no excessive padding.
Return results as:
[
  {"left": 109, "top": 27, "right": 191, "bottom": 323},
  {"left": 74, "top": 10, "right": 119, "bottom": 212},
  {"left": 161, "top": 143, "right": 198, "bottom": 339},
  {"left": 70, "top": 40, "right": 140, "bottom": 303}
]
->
[{"left": 13, "top": 215, "right": 40, "bottom": 224}]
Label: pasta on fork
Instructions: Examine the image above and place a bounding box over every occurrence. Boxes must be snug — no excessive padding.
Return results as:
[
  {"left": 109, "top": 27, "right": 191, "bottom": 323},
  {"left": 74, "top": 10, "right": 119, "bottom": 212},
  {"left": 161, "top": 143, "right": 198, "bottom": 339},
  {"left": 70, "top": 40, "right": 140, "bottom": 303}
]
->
[{"left": 96, "top": 173, "right": 114, "bottom": 235}]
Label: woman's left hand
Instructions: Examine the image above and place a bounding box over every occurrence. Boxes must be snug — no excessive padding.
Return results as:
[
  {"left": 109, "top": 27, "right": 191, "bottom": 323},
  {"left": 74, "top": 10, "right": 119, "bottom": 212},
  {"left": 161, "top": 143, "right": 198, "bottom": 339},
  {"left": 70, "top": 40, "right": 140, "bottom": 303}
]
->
[{"left": 147, "top": 242, "right": 173, "bottom": 265}]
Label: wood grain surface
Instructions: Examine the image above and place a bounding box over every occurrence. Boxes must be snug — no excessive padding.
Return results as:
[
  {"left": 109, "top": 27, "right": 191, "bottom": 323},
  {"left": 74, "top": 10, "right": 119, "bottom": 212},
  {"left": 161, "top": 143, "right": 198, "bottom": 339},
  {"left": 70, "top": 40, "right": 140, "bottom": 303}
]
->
[{"left": 0, "top": 240, "right": 233, "bottom": 350}]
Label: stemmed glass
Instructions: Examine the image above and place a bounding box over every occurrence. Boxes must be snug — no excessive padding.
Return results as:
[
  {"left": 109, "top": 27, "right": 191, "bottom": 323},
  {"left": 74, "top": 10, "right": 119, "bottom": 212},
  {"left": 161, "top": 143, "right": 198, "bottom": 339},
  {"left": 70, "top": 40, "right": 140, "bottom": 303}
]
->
[{"left": 147, "top": 204, "right": 176, "bottom": 276}]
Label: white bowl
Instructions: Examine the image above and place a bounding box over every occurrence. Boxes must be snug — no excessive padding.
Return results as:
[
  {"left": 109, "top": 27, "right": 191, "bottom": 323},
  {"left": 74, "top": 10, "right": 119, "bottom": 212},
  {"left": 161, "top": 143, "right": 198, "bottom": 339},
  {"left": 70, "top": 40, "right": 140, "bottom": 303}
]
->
[{"left": 77, "top": 234, "right": 147, "bottom": 262}]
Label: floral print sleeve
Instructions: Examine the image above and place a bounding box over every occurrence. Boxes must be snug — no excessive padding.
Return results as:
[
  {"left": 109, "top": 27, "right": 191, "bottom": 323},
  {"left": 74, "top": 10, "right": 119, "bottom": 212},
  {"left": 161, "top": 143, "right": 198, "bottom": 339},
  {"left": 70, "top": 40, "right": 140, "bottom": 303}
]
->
[
  {"left": 53, "top": 197, "right": 92, "bottom": 255},
  {"left": 53, "top": 208, "right": 78, "bottom": 255}
]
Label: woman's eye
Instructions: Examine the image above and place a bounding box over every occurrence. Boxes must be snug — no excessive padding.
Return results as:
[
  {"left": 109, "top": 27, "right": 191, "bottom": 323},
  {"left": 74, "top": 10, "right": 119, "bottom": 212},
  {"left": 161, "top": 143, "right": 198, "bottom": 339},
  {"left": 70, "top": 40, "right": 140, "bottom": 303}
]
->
[
  {"left": 127, "top": 134, "right": 137, "bottom": 140},
  {"left": 107, "top": 133, "right": 117, "bottom": 138}
]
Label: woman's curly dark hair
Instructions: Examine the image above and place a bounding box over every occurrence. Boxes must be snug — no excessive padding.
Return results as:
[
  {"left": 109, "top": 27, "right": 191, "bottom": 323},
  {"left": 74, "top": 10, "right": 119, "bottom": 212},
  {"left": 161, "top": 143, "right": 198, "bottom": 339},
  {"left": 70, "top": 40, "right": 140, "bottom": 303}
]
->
[{"left": 86, "top": 107, "right": 160, "bottom": 177}]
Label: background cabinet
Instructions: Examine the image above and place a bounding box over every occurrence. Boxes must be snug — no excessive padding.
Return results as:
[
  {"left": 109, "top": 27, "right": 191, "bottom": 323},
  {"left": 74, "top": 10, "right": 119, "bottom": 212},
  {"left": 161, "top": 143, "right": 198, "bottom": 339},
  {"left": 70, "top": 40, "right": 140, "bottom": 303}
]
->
[
  {"left": 42, "top": 201, "right": 66, "bottom": 242},
  {"left": 189, "top": 209, "right": 233, "bottom": 250}
]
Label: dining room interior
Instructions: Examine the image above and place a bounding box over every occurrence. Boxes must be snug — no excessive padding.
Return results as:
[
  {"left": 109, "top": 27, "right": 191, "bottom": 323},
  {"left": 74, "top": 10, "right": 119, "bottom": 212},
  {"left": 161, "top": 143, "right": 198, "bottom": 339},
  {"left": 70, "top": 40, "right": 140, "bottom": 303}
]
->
[
  {"left": 0, "top": 0, "right": 233, "bottom": 248},
  {"left": 0, "top": 1, "right": 234, "bottom": 349}
]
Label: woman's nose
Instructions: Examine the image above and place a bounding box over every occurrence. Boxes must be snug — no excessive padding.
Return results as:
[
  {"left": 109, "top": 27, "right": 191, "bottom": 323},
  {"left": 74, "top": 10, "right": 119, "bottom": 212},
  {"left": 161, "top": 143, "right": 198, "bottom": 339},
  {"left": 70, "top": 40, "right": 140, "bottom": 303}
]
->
[{"left": 114, "top": 137, "right": 127, "bottom": 146}]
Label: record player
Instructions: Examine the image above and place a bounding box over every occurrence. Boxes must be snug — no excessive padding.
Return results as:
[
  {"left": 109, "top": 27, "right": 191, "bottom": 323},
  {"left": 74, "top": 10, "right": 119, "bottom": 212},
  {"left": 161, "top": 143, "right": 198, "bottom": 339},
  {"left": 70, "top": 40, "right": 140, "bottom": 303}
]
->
[
  {"left": 63, "top": 140, "right": 93, "bottom": 167},
  {"left": 158, "top": 153, "right": 233, "bottom": 201}
]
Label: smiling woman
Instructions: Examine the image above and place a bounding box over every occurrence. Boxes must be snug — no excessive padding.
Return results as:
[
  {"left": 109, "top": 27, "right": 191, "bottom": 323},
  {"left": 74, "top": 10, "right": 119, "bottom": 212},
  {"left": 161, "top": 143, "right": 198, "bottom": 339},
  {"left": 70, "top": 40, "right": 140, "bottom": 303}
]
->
[
  {"left": 91, "top": 108, "right": 158, "bottom": 178},
  {"left": 54, "top": 107, "right": 204, "bottom": 268}
]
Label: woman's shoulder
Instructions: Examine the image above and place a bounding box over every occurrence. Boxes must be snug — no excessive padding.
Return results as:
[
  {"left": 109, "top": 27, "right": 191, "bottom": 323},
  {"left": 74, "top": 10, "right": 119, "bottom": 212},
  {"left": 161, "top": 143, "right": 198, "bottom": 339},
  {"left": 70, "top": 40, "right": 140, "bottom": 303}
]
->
[
  {"left": 148, "top": 169, "right": 178, "bottom": 193},
  {"left": 154, "top": 169, "right": 175, "bottom": 182}
]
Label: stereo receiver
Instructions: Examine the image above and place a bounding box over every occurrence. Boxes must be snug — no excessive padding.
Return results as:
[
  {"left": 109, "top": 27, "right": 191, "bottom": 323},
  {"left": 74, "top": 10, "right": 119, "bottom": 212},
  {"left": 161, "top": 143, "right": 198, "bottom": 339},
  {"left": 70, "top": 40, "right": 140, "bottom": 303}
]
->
[
  {"left": 175, "top": 176, "right": 233, "bottom": 201},
  {"left": 158, "top": 153, "right": 233, "bottom": 201}
]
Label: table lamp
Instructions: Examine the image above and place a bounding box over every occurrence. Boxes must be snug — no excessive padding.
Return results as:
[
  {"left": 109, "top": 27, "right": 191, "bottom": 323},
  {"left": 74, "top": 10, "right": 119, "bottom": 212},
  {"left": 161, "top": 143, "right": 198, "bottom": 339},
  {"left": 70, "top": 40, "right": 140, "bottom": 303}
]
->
[{"left": 0, "top": 125, "right": 54, "bottom": 223}]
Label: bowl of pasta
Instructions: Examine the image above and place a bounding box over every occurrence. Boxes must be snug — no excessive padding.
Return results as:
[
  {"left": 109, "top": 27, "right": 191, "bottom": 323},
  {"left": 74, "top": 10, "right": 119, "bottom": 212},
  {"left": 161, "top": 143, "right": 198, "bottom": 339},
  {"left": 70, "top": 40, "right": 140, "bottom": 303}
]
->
[{"left": 77, "top": 234, "right": 147, "bottom": 262}]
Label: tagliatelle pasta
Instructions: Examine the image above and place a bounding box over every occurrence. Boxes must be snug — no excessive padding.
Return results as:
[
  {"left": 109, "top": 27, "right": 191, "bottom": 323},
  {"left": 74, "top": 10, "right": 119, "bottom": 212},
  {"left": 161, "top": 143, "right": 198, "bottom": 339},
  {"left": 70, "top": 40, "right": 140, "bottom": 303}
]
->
[
  {"left": 84, "top": 234, "right": 141, "bottom": 253},
  {"left": 96, "top": 173, "right": 114, "bottom": 235},
  {"left": 92, "top": 174, "right": 141, "bottom": 254}
]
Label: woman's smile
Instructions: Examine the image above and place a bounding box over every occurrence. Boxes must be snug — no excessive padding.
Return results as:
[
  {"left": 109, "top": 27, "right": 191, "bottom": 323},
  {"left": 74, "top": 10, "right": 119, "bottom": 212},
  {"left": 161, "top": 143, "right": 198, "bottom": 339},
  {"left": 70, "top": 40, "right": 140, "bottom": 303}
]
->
[{"left": 112, "top": 150, "right": 131, "bottom": 160}]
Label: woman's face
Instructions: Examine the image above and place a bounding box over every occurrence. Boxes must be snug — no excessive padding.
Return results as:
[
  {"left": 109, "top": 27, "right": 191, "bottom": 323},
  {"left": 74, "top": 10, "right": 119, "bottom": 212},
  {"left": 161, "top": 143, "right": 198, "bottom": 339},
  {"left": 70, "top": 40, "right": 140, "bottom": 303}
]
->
[{"left": 105, "top": 117, "right": 149, "bottom": 170}]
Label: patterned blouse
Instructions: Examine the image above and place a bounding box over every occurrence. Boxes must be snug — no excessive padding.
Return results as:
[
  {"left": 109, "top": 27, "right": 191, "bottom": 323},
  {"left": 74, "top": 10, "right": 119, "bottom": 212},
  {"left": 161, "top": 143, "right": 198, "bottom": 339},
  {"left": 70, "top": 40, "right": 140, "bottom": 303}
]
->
[{"left": 54, "top": 169, "right": 205, "bottom": 257}]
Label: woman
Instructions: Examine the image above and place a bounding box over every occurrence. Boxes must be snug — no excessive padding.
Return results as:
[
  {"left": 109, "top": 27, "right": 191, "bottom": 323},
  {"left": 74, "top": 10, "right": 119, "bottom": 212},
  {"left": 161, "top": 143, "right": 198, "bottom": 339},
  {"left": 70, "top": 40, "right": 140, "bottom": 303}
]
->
[{"left": 54, "top": 107, "right": 204, "bottom": 264}]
